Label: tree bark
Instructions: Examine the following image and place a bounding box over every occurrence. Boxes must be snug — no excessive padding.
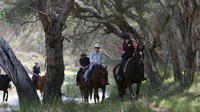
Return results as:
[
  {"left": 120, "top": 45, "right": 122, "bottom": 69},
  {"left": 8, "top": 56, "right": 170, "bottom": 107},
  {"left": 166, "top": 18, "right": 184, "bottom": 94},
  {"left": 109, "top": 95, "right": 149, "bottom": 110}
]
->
[
  {"left": 141, "top": 27, "right": 163, "bottom": 86},
  {"left": 169, "top": 0, "right": 200, "bottom": 86},
  {"left": 43, "top": 30, "right": 65, "bottom": 104},
  {"left": 0, "top": 38, "right": 40, "bottom": 110},
  {"left": 168, "top": 17, "right": 182, "bottom": 82},
  {"left": 180, "top": 47, "right": 198, "bottom": 87},
  {"left": 36, "top": 0, "right": 75, "bottom": 104}
]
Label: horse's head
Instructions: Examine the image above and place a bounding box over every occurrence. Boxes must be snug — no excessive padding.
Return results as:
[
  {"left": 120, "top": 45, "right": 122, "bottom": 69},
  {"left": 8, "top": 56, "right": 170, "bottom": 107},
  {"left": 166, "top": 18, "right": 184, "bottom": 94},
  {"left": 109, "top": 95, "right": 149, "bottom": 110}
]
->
[{"left": 134, "top": 46, "right": 145, "bottom": 64}]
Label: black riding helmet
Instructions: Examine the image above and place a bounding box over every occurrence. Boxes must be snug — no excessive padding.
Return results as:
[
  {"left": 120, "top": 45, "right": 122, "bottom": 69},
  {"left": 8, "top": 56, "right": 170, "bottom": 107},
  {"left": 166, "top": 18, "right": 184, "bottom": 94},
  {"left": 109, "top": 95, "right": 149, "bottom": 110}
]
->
[
  {"left": 80, "top": 53, "right": 87, "bottom": 57},
  {"left": 122, "top": 33, "right": 130, "bottom": 39}
]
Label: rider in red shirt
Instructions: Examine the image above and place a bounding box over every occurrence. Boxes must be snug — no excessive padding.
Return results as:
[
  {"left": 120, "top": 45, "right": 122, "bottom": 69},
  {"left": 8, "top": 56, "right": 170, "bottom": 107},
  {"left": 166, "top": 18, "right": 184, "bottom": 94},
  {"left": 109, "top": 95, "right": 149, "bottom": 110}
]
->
[{"left": 118, "top": 33, "right": 138, "bottom": 80}]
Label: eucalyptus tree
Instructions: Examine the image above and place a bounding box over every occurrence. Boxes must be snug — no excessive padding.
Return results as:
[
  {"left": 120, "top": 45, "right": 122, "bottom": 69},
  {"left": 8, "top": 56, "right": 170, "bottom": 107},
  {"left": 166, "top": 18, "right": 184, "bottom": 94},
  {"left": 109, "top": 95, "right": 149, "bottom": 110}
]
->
[
  {"left": 156, "top": 0, "right": 200, "bottom": 87},
  {"left": 1, "top": 0, "right": 75, "bottom": 104}
]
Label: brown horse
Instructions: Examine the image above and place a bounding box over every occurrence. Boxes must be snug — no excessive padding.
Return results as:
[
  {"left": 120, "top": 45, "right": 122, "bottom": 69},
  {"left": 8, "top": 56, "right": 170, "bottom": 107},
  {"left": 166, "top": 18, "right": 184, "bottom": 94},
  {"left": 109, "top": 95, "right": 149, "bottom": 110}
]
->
[
  {"left": 90, "top": 65, "right": 108, "bottom": 104},
  {"left": 78, "top": 69, "right": 92, "bottom": 104},
  {"left": 36, "top": 74, "right": 46, "bottom": 96},
  {"left": 113, "top": 46, "right": 145, "bottom": 101}
]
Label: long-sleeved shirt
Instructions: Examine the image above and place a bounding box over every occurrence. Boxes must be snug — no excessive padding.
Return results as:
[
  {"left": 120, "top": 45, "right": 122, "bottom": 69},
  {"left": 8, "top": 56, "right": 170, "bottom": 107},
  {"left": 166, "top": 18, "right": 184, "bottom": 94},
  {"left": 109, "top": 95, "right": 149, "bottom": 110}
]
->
[
  {"left": 120, "top": 40, "right": 138, "bottom": 52},
  {"left": 33, "top": 66, "right": 40, "bottom": 76},
  {"left": 89, "top": 51, "right": 103, "bottom": 65}
]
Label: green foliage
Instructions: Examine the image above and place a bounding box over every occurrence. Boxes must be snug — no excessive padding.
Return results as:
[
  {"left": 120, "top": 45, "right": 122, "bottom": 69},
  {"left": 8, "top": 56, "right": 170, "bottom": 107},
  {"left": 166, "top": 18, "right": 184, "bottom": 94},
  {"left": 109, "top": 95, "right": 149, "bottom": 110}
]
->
[{"left": 1, "top": 0, "right": 35, "bottom": 23}]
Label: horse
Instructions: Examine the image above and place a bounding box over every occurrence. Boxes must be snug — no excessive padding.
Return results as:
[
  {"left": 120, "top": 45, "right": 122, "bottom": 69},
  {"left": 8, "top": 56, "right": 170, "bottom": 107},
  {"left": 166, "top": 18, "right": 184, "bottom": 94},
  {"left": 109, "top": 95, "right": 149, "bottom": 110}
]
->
[
  {"left": 0, "top": 74, "right": 11, "bottom": 102},
  {"left": 78, "top": 69, "right": 92, "bottom": 104},
  {"left": 36, "top": 74, "right": 46, "bottom": 96},
  {"left": 90, "top": 65, "right": 108, "bottom": 103},
  {"left": 113, "top": 46, "right": 145, "bottom": 101}
]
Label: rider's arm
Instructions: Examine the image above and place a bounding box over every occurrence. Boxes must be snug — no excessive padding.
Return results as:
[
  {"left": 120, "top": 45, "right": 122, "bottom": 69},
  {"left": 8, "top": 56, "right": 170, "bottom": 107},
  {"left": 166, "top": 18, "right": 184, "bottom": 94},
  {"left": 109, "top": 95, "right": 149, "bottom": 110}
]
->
[
  {"left": 100, "top": 52, "right": 104, "bottom": 64},
  {"left": 89, "top": 53, "right": 94, "bottom": 64},
  {"left": 133, "top": 41, "right": 138, "bottom": 49}
]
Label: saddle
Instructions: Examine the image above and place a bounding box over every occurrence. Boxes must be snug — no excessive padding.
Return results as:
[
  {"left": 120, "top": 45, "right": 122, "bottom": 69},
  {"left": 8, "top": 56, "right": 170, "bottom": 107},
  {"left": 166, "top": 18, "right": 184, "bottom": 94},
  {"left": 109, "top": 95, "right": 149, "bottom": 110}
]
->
[{"left": 116, "top": 58, "right": 132, "bottom": 75}]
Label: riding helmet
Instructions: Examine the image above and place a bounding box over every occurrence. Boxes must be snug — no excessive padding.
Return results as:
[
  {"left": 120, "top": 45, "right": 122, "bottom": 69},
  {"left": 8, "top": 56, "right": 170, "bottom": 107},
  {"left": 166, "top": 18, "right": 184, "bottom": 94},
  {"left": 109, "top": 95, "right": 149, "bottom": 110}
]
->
[{"left": 122, "top": 33, "right": 130, "bottom": 39}]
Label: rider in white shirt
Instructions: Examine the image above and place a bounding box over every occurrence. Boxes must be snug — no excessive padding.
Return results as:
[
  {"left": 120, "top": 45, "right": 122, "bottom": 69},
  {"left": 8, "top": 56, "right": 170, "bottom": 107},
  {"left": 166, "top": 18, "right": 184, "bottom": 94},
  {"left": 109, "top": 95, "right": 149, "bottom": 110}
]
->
[{"left": 84, "top": 44, "right": 103, "bottom": 82}]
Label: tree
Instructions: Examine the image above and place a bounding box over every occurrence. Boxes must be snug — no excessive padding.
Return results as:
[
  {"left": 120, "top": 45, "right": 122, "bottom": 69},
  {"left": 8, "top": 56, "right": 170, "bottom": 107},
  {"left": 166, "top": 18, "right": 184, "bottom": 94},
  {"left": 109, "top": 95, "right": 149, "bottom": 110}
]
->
[
  {"left": 1, "top": 0, "right": 75, "bottom": 104},
  {"left": 0, "top": 38, "right": 40, "bottom": 110},
  {"left": 156, "top": 0, "right": 200, "bottom": 87}
]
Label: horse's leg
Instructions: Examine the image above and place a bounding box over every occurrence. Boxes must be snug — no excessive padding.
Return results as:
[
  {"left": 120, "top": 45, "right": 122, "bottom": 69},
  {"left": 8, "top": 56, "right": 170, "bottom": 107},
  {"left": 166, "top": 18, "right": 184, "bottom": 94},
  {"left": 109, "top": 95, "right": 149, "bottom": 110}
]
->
[
  {"left": 117, "top": 83, "right": 124, "bottom": 101},
  {"left": 101, "top": 86, "right": 106, "bottom": 102},
  {"left": 97, "top": 89, "right": 99, "bottom": 103},
  {"left": 40, "top": 90, "right": 43, "bottom": 97},
  {"left": 89, "top": 88, "right": 93, "bottom": 100},
  {"left": 6, "top": 91, "right": 8, "bottom": 101},
  {"left": 3, "top": 91, "right": 5, "bottom": 102},
  {"left": 128, "top": 84, "right": 134, "bottom": 100},
  {"left": 82, "top": 90, "right": 85, "bottom": 103},
  {"left": 85, "top": 88, "right": 89, "bottom": 104},
  {"left": 135, "top": 82, "right": 141, "bottom": 100},
  {"left": 83, "top": 89, "right": 86, "bottom": 103},
  {"left": 94, "top": 88, "right": 98, "bottom": 104},
  {"left": 80, "top": 87, "right": 83, "bottom": 102}
]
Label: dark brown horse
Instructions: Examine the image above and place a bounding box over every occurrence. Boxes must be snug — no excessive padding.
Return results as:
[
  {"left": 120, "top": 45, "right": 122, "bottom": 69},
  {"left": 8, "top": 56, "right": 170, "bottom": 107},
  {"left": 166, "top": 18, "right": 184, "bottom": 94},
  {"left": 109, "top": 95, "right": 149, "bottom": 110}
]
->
[
  {"left": 90, "top": 65, "right": 108, "bottom": 103},
  {"left": 36, "top": 74, "right": 46, "bottom": 96},
  {"left": 78, "top": 69, "right": 92, "bottom": 104},
  {"left": 0, "top": 74, "right": 11, "bottom": 102},
  {"left": 113, "top": 46, "right": 145, "bottom": 101}
]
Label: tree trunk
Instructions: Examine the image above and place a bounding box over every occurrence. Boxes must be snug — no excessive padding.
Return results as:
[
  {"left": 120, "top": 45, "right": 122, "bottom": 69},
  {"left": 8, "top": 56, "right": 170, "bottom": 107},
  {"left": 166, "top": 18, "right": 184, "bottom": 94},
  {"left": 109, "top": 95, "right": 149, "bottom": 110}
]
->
[
  {"left": 36, "top": 0, "right": 75, "bottom": 104},
  {"left": 180, "top": 47, "right": 198, "bottom": 87},
  {"left": 141, "top": 28, "right": 163, "bottom": 86},
  {"left": 0, "top": 38, "right": 40, "bottom": 110},
  {"left": 168, "top": 18, "right": 182, "bottom": 82},
  {"left": 42, "top": 24, "right": 65, "bottom": 104},
  {"left": 169, "top": 0, "right": 199, "bottom": 87}
]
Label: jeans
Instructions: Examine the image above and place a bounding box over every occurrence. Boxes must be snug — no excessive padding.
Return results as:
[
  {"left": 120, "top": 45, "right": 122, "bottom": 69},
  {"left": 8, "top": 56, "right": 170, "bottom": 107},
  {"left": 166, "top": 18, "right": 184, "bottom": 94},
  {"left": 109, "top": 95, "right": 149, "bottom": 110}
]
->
[
  {"left": 84, "top": 64, "right": 95, "bottom": 80},
  {"left": 118, "top": 57, "right": 129, "bottom": 75},
  {"left": 32, "top": 75, "right": 38, "bottom": 87},
  {"left": 76, "top": 68, "right": 83, "bottom": 83}
]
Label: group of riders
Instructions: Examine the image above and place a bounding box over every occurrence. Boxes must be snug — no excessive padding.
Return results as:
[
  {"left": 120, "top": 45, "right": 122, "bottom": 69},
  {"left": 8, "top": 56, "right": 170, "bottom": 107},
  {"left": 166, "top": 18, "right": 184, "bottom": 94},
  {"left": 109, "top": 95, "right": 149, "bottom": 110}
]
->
[
  {"left": 31, "top": 33, "right": 145, "bottom": 87},
  {"left": 75, "top": 33, "right": 142, "bottom": 85}
]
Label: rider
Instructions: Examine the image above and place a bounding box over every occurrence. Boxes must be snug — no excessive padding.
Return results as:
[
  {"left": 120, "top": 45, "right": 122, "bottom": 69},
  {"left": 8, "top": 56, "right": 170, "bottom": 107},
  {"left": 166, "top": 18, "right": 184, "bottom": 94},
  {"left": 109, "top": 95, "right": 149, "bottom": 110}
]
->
[
  {"left": 118, "top": 33, "right": 138, "bottom": 80},
  {"left": 76, "top": 53, "right": 90, "bottom": 86},
  {"left": 84, "top": 44, "right": 109, "bottom": 84},
  {"left": 32, "top": 61, "right": 41, "bottom": 87}
]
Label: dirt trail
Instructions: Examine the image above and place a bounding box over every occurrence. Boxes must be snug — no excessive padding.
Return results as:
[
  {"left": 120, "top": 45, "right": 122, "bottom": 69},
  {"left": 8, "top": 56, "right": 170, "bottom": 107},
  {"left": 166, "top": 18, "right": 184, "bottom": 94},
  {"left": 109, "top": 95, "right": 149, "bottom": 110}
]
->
[{"left": 0, "top": 86, "right": 110, "bottom": 112}]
